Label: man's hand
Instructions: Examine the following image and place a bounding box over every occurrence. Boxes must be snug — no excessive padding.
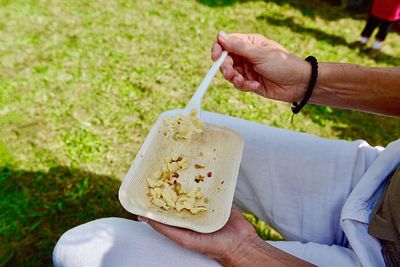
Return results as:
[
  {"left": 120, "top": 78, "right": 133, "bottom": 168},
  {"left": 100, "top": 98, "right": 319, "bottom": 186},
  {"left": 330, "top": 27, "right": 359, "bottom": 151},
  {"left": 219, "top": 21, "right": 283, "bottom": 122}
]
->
[
  {"left": 139, "top": 209, "right": 315, "bottom": 266},
  {"left": 212, "top": 31, "right": 400, "bottom": 117},
  {"left": 211, "top": 32, "right": 311, "bottom": 103},
  {"left": 139, "top": 208, "right": 259, "bottom": 265}
]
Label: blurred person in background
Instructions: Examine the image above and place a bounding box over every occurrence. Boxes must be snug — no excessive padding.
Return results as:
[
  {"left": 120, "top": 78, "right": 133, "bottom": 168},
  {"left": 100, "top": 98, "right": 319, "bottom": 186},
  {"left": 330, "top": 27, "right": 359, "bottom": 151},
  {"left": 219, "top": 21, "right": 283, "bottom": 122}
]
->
[{"left": 355, "top": 0, "right": 400, "bottom": 55}]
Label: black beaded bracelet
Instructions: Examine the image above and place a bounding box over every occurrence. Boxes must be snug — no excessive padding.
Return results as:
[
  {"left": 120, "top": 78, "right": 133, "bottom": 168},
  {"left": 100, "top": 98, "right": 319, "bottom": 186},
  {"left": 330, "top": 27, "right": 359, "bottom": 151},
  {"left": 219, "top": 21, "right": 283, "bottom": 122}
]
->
[{"left": 291, "top": 56, "right": 318, "bottom": 115}]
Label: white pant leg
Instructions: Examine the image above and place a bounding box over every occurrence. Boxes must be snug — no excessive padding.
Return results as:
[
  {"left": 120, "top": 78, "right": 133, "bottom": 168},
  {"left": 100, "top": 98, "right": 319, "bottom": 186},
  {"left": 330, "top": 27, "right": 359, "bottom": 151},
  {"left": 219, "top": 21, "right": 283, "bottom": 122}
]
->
[
  {"left": 267, "top": 241, "right": 361, "bottom": 267},
  {"left": 199, "top": 111, "right": 380, "bottom": 245},
  {"left": 52, "top": 217, "right": 361, "bottom": 267},
  {"left": 53, "top": 218, "right": 221, "bottom": 267}
]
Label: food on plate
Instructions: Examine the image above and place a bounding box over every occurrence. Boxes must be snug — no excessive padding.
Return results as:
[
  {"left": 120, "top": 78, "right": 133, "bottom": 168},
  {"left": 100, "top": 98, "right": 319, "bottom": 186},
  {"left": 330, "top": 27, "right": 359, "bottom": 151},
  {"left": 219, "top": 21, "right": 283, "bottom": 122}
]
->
[
  {"left": 194, "top": 175, "right": 205, "bottom": 183},
  {"left": 194, "top": 164, "right": 205, "bottom": 169},
  {"left": 147, "top": 153, "right": 208, "bottom": 214},
  {"left": 163, "top": 110, "right": 204, "bottom": 141}
]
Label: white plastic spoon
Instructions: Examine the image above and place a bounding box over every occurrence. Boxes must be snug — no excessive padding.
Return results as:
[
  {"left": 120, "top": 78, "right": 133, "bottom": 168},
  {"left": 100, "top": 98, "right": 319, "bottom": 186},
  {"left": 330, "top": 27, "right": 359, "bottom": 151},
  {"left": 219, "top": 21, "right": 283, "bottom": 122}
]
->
[{"left": 183, "top": 50, "right": 228, "bottom": 117}]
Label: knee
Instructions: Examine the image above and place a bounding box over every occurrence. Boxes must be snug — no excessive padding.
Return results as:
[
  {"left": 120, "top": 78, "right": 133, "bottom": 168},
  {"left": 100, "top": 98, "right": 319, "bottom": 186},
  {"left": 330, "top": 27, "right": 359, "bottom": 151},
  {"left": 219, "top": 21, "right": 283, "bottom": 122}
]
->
[{"left": 53, "top": 217, "right": 133, "bottom": 267}]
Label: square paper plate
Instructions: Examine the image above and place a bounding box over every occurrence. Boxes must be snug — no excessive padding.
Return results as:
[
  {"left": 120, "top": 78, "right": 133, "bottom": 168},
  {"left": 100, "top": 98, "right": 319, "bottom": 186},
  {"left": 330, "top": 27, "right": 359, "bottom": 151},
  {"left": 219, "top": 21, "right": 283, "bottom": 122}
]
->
[{"left": 119, "top": 110, "right": 244, "bottom": 233}]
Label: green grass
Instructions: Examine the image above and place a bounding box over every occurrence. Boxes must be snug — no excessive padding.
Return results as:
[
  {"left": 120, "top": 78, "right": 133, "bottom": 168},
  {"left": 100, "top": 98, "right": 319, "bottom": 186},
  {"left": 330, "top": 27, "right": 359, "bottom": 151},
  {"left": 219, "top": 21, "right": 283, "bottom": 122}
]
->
[{"left": 0, "top": 0, "right": 399, "bottom": 266}]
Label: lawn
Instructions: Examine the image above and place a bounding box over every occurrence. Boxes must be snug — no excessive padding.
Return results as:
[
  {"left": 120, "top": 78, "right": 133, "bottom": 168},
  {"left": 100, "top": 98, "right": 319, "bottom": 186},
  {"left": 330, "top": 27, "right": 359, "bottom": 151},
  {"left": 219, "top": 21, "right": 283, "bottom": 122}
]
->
[{"left": 1, "top": 0, "right": 399, "bottom": 266}]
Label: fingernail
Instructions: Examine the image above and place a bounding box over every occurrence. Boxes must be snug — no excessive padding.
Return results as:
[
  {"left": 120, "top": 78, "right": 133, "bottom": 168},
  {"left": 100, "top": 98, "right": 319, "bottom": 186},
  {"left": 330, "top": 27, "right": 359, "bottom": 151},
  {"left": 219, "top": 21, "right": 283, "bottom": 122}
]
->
[
  {"left": 232, "top": 76, "right": 238, "bottom": 84},
  {"left": 221, "top": 66, "right": 226, "bottom": 74},
  {"left": 219, "top": 31, "right": 228, "bottom": 41},
  {"left": 250, "top": 82, "right": 259, "bottom": 91},
  {"left": 138, "top": 216, "right": 149, "bottom": 223}
]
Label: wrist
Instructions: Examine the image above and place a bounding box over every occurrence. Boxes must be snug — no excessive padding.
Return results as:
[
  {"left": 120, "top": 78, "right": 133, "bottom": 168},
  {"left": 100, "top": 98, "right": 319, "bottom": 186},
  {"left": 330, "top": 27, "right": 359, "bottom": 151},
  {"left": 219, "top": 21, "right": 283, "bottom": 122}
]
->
[
  {"left": 291, "top": 56, "right": 318, "bottom": 114},
  {"left": 217, "top": 236, "right": 265, "bottom": 266},
  {"left": 296, "top": 58, "right": 312, "bottom": 102},
  {"left": 307, "top": 62, "right": 335, "bottom": 105},
  {"left": 217, "top": 236, "right": 315, "bottom": 267}
]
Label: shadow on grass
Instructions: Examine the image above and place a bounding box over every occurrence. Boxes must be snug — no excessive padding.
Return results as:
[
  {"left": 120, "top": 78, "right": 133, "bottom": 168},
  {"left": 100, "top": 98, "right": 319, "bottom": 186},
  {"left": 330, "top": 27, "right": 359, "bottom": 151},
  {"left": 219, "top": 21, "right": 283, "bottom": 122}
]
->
[
  {"left": 264, "top": 0, "right": 364, "bottom": 20},
  {"left": 197, "top": 0, "right": 241, "bottom": 6},
  {"left": 200, "top": 0, "right": 399, "bottom": 64},
  {"left": 301, "top": 105, "right": 400, "bottom": 146},
  {"left": 0, "top": 166, "right": 135, "bottom": 267},
  {"left": 198, "top": 0, "right": 364, "bottom": 20},
  {"left": 258, "top": 14, "right": 400, "bottom": 65},
  {"left": 257, "top": 15, "right": 350, "bottom": 46},
  {"left": 362, "top": 49, "right": 400, "bottom": 65}
]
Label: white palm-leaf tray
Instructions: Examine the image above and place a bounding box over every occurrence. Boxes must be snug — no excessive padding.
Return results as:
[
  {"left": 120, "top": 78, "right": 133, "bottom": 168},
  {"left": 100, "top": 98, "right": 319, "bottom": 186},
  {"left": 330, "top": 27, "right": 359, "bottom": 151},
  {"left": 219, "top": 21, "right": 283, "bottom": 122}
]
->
[{"left": 119, "top": 51, "right": 245, "bottom": 233}]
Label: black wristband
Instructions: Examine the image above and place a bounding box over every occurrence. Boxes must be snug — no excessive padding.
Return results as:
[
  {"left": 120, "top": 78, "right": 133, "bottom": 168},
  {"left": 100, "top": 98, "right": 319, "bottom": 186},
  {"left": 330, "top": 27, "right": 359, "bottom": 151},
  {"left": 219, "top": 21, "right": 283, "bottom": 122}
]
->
[{"left": 291, "top": 56, "right": 318, "bottom": 114}]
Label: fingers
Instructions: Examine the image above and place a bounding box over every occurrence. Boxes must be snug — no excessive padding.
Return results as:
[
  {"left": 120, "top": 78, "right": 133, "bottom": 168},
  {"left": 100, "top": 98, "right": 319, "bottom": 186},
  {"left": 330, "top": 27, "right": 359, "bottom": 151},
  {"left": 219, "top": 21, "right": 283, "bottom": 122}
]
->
[
  {"left": 219, "top": 56, "right": 260, "bottom": 92},
  {"left": 232, "top": 76, "right": 261, "bottom": 92},
  {"left": 243, "top": 63, "right": 258, "bottom": 81},
  {"left": 217, "top": 31, "right": 254, "bottom": 59},
  {"left": 213, "top": 32, "right": 261, "bottom": 92},
  {"left": 212, "top": 32, "right": 255, "bottom": 62},
  {"left": 211, "top": 42, "right": 223, "bottom": 61},
  {"left": 220, "top": 55, "right": 237, "bottom": 81}
]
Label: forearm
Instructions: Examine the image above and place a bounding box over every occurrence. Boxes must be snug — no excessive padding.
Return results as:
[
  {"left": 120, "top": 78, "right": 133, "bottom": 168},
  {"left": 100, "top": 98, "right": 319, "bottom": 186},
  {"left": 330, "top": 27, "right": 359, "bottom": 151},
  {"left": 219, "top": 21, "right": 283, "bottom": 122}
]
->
[
  {"left": 219, "top": 238, "right": 315, "bottom": 267},
  {"left": 309, "top": 63, "right": 400, "bottom": 117}
]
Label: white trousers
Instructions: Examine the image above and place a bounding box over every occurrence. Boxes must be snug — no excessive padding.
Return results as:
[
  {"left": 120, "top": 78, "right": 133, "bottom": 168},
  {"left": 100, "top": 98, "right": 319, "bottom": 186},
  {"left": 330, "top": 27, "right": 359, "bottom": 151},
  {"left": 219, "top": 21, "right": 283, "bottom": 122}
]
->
[{"left": 53, "top": 111, "right": 400, "bottom": 267}]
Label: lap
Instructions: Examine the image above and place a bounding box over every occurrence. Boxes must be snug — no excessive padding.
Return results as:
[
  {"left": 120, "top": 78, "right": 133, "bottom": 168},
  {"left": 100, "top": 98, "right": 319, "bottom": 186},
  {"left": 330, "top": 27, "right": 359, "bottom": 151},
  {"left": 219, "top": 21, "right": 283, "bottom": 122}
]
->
[
  {"left": 53, "top": 218, "right": 360, "bottom": 267},
  {"left": 53, "top": 111, "right": 384, "bottom": 266},
  {"left": 53, "top": 218, "right": 221, "bottom": 267},
  {"left": 200, "top": 111, "right": 379, "bottom": 245}
]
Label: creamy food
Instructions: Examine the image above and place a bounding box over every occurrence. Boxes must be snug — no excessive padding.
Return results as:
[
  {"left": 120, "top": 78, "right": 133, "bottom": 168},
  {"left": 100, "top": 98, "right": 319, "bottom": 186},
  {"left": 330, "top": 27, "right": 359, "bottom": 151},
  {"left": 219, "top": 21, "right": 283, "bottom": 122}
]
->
[
  {"left": 163, "top": 110, "right": 204, "bottom": 141},
  {"left": 147, "top": 111, "right": 210, "bottom": 214},
  {"left": 146, "top": 153, "right": 208, "bottom": 214}
]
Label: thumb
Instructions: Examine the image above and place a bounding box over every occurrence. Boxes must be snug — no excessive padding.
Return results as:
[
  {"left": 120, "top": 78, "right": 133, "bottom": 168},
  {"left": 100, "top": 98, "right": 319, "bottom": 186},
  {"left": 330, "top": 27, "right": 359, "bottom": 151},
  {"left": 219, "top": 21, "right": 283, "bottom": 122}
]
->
[{"left": 217, "top": 31, "right": 254, "bottom": 59}]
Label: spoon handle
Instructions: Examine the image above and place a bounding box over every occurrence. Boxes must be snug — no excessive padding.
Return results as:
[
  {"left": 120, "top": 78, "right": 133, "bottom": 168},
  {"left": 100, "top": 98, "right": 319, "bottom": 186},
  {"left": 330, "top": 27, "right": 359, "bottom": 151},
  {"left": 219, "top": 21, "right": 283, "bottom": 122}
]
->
[{"left": 184, "top": 50, "right": 228, "bottom": 116}]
